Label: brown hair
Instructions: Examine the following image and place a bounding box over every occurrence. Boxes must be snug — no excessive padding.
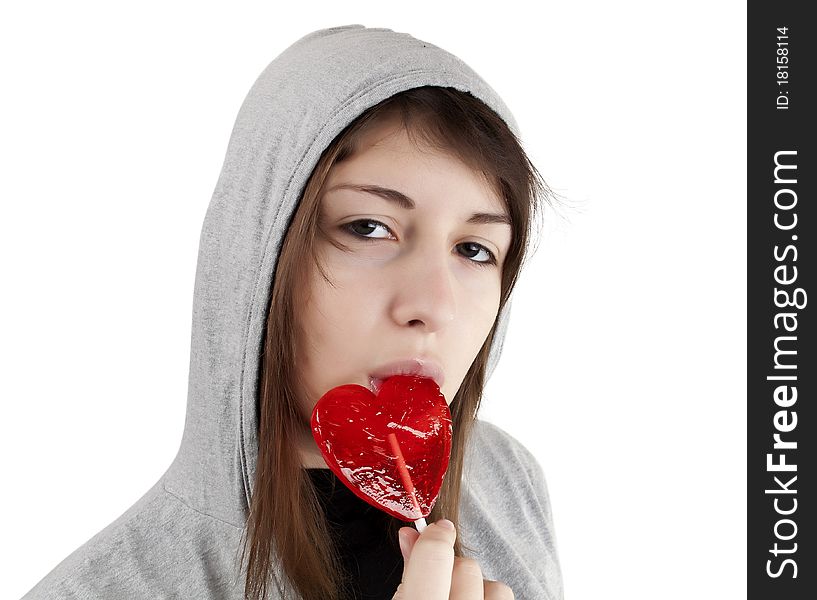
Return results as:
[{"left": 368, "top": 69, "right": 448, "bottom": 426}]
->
[{"left": 239, "top": 86, "right": 550, "bottom": 600}]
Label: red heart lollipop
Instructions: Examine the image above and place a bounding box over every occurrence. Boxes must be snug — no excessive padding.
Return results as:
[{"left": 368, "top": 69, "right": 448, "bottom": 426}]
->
[{"left": 310, "top": 375, "right": 452, "bottom": 522}]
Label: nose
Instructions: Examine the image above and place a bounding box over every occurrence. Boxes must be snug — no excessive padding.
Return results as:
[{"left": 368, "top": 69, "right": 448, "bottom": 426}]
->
[{"left": 388, "top": 245, "right": 457, "bottom": 332}]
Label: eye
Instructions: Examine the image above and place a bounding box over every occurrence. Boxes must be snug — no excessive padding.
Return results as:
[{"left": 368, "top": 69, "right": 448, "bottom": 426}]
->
[
  {"left": 342, "top": 219, "right": 395, "bottom": 239},
  {"left": 457, "top": 242, "right": 497, "bottom": 267},
  {"left": 341, "top": 220, "right": 497, "bottom": 267}
]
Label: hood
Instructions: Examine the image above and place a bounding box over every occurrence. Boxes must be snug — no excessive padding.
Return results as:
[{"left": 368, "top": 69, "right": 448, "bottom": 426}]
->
[{"left": 163, "top": 24, "right": 519, "bottom": 528}]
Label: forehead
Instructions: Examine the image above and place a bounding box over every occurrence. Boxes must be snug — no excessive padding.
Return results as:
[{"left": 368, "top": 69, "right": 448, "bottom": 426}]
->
[{"left": 328, "top": 118, "right": 506, "bottom": 215}]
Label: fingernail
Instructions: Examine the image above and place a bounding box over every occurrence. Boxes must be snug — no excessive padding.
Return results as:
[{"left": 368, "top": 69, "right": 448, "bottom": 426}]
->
[{"left": 438, "top": 518, "right": 454, "bottom": 530}]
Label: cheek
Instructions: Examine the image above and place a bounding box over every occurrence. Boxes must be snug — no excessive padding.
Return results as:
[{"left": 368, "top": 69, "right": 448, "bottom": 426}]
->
[
  {"left": 296, "top": 256, "right": 381, "bottom": 373},
  {"left": 295, "top": 282, "right": 356, "bottom": 413},
  {"left": 446, "top": 280, "right": 502, "bottom": 386},
  {"left": 298, "top": 277, "right": 347, "bottom": 358},
  {"left": 469, "top": 290, "right": 501, "bottom": 350},
  {"left": 458, "top": 266, "right": 502, "bottom": 329}
]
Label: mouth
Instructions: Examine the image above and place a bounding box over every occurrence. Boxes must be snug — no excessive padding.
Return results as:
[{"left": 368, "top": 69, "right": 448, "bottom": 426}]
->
[{"left": 368, "top": 358, "right": 445, "bottom": 394}]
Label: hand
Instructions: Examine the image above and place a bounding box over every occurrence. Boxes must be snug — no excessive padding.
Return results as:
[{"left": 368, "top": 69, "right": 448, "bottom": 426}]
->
[{"left": 392, "top": 519, "right": 514, "bottom": 599}]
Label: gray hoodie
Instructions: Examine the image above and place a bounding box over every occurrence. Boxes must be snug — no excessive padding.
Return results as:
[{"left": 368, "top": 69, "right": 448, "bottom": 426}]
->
[{"left": 22, "top": 25, "right": 562, "bottom": 600}]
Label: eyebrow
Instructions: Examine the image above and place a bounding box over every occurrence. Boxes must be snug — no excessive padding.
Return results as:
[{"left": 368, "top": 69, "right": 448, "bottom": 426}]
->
[{"left": 326, "top": 183, "right": 512, "bottom": 226}]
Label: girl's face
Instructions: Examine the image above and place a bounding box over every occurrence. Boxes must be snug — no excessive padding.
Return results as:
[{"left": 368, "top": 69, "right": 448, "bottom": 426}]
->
[{"left": 293, "top": 117, "right": 512, "bottom": 466}]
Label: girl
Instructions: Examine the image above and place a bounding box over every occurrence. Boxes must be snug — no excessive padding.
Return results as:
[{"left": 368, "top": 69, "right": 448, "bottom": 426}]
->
[{"left": 23, "top": 25, "right": 562, "bottom": 600}]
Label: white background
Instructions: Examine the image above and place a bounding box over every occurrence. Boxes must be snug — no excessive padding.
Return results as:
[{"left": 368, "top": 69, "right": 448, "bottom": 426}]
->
[{"left": 1, "top": 1, "right": 746, "bottom": 598}]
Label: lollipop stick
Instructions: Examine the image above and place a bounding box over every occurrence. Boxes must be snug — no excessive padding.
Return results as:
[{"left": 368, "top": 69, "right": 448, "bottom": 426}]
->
[
  {"left": 387, "top": 433, "right": 427, "bottom": 532},
  {"left": 414, "top": 517, "right": 428, "bottom": 533}
]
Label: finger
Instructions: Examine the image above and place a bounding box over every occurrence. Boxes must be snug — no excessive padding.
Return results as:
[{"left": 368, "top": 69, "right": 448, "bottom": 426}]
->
[
  {"left": 399, "top": 520, "right": 457, "bottom": 600},
  {"left": 448, "top": 556, "right": 484, "bottom": 599},
  {"left": 484, "top": 579, "right": 515, "bottom": 599},
  {"left": 398, "top": 527, "right": 420, "bottom": 581}
]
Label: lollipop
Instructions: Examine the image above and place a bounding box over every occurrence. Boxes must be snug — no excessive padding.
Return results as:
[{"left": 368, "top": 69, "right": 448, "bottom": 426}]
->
[{"left": 310, "top": 375, "right": 452, "bottom": 532}]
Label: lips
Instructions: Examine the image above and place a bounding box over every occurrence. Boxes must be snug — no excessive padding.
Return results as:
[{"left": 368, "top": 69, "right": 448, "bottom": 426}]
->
[{"left": 369, "top": 358, "right": 445, "bottom": 394}]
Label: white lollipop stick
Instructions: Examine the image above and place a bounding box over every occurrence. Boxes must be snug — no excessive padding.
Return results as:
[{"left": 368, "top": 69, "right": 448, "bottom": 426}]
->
[{"left": 387, "top": 433, "right": 428, "bottom": 533}]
